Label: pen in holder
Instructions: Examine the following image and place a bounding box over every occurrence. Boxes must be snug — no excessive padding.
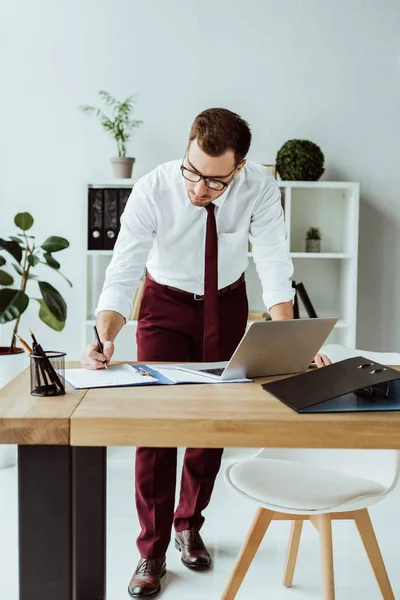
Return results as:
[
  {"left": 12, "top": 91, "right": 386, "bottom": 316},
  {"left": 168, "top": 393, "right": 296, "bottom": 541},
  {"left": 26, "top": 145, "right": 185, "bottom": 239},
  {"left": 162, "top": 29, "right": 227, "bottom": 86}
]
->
[{"left": 30, "top": 351, "right": 66, "bottom": 396}]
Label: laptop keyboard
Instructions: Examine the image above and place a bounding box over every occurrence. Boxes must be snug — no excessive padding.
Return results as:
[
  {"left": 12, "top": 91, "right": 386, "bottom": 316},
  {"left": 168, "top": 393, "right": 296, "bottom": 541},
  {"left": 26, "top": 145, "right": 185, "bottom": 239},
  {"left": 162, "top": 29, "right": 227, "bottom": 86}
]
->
[{"left": 198, "top": 368, "right": 225, "bottom": 376}]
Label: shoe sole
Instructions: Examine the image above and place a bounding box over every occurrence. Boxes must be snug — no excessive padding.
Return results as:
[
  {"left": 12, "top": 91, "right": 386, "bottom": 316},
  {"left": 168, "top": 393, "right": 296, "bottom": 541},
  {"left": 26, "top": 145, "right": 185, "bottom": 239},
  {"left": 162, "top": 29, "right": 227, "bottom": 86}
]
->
[
  {"left": 174, "top": 539, "right": 211, "bottom": 571},
  {"left": 127, "top": 567, "right": 166, "bottom": 598}
]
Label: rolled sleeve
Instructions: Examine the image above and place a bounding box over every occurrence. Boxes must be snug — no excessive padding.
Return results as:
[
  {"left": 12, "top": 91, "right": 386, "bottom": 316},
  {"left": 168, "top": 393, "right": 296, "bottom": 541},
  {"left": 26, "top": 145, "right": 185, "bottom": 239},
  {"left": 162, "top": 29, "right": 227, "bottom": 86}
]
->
[
  {"left": 95, "top": 184, "right": 156, "bottom": 321},
  {"left": 249, "top": 180, "right": 294, "bottom": 312}
]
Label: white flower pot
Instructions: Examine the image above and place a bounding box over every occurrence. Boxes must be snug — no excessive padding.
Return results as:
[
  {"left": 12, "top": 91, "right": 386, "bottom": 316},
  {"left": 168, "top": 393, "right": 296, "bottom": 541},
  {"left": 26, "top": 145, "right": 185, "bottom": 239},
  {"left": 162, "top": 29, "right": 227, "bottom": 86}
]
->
[
  {"left": 0, "top": 347, "right": 26, "bottom": 389},
  {"left": 110, "top": 157, "right": 135, "bottom": 179},
  {"left": 0, "top": 347, "right": 26, "bottom": 469}
]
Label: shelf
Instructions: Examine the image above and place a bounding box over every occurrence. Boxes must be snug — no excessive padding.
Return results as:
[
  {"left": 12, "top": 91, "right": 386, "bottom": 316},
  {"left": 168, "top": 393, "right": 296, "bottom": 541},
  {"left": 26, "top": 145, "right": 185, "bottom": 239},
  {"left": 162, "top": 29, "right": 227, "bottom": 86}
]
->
[
  {"left": 87, "top": 250, "right": 114, "bottom": 256},
  {"left": 290, "top": 252, "right": 350, "bottom": 259},
  {"left": 278, "top": 181, "right": 359, "bottom": 190},
  {"left": 87, "top": 179, "right": 135, "bottom": 188},
  {"left": 248, "top": 252, "right": 350, "bottom": 259}
]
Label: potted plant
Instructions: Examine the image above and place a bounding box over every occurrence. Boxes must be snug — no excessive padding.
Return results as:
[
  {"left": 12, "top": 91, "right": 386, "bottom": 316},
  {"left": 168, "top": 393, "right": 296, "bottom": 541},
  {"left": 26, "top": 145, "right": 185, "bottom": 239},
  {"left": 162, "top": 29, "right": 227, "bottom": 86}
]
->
[
  {"left": 0, "top": 212, "right": 71, "bottom": 387},
  {"left": 276, "top": 139, "right": 325, "bottom": 181},
  {"left": 305, "top": 227, "right": 322, "bottom": 252},
  {"left": 79, "top": 90, "right": 143, "bottom": 179}
]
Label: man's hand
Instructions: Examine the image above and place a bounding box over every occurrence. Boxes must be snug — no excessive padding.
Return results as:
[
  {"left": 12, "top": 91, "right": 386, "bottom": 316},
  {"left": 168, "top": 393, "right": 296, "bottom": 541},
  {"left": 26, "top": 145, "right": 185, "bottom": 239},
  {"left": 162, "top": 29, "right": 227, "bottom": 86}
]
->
[
  {"left": 313, "top": 353, "right": 331, "bottom": 368},
  {"left": 81, "top": 341, "right": 115, "bottom": 370}
]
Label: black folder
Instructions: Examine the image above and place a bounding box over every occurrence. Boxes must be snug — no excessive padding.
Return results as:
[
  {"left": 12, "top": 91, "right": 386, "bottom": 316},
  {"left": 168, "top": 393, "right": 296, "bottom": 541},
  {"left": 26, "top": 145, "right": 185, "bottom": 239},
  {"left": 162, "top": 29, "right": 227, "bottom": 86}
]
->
[{"left": 262, "top": 357, "right": 400, "bottom": 413}]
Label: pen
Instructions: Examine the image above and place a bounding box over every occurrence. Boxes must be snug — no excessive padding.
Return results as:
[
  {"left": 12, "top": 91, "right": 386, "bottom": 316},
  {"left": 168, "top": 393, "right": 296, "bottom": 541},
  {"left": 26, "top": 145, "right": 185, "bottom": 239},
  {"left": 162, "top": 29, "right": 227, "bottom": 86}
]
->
[
  {"left": 17, "top": 335, "right": 33, "bottom": 355},
  {"left": 93, "top": 325, "right": 108, "bottom": 369}
]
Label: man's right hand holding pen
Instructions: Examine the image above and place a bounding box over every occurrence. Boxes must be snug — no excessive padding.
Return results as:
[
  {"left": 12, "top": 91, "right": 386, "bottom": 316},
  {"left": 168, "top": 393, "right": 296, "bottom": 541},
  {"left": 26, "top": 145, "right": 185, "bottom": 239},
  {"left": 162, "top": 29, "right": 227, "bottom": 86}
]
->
[
  {"left": 82, "top": 340, "right": 114, "bottom": 370},
  {"left": 81, "top": 311, "right": 125, "bottom": 370}
]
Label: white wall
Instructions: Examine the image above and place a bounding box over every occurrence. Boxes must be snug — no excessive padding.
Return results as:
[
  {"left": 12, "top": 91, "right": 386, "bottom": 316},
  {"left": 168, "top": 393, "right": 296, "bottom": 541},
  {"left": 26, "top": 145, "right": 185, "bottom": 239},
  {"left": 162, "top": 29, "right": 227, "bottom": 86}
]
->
[{"left": 0, "top": 0, "right": 399, "bottom": 357}]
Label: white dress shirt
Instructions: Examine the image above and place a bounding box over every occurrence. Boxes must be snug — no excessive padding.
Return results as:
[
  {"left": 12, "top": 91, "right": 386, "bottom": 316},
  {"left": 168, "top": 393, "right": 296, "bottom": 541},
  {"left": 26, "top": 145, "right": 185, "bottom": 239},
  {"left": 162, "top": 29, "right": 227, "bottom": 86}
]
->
[{"left": 96, "top": 160, "right": 294, "bottom": 321}]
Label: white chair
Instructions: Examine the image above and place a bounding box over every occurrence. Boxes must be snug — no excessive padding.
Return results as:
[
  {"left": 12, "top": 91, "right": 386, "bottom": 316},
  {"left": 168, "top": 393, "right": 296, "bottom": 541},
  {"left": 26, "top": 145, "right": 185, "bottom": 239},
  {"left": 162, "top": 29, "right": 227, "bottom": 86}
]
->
[{"left": 221, "top": 345, "right": 400, "bottom": 600}]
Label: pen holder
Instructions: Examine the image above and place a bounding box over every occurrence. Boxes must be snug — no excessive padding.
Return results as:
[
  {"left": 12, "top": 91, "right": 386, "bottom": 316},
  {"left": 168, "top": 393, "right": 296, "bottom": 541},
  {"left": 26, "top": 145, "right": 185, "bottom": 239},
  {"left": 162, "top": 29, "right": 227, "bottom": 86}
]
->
[{"left": 30, "top": 351, "right": 66, "bottom": 397}]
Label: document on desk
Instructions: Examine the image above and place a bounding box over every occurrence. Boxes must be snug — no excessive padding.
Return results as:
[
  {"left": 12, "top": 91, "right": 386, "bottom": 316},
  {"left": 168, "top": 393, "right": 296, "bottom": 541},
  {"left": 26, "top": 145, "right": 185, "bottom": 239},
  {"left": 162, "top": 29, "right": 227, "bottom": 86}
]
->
[
  {"left": 64, "top": 363, "right": 250, "bottom": 389},
  {"left": 64, "top": 364, "right": 159, "bottom": 389}
]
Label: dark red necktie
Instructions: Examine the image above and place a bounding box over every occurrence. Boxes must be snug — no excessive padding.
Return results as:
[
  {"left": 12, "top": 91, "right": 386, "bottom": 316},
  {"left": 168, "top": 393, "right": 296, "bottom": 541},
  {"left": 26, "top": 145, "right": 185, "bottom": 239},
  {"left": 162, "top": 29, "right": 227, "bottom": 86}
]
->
[{"left": 203, "top": 203, "right": 219, "bottom": 361}]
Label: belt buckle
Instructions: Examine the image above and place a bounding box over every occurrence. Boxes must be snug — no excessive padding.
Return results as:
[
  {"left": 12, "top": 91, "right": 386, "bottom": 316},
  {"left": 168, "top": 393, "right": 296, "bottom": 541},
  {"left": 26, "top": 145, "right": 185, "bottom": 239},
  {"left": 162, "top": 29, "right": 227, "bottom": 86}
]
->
[{"left": 193, "top": 293, "right": 203, "bottom": 301}]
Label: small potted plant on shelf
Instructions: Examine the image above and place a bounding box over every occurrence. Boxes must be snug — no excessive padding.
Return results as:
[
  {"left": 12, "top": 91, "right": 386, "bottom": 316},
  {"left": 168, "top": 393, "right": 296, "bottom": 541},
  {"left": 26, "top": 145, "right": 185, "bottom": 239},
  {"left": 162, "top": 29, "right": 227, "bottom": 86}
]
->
[
  {"left": 79, "top": 90, "right": 143, "bottom": 179},
  {"left": 305, "top": 227, "right": 322, "bottom": 253}
]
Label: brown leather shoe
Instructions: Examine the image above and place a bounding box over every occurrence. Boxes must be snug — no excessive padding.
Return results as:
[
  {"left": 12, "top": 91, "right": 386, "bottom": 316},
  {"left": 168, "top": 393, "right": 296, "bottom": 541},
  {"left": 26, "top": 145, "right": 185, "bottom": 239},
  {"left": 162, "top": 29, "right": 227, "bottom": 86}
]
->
[
  {"left": 174, "top": 528, "right": 211, "bottom": 570},
  {"left": 128, "top": 557, "right": 166, "bottom": 598}
]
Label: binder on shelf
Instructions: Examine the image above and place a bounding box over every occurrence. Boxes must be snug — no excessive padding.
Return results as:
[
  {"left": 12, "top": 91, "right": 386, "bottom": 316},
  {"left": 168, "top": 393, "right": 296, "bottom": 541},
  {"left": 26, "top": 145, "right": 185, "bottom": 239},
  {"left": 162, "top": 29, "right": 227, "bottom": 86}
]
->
[
  {"left": 88, "top": 189, "right": 104, "bottom": 250},
  {"left": 262, "top": 357, "right": 400, "bottom": 413},
  {"left": 292, "top": 280, "right": 317, "bottom": 318},
  {"left": 103, "top": 188, "right": 119, "bottom": 250},
  {"left": 296, "top": 282, "right": 318, "bottom": 318},
  {"left": 118, "top": 188, "right": 132, "bottom": 221}
]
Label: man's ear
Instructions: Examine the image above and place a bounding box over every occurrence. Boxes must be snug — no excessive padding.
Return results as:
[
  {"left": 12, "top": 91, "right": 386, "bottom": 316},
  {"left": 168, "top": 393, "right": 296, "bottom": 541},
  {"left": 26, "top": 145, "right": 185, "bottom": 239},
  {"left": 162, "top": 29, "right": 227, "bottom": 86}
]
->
[{"left": 234, "top": 159, "right": 246, "bottom": 176}]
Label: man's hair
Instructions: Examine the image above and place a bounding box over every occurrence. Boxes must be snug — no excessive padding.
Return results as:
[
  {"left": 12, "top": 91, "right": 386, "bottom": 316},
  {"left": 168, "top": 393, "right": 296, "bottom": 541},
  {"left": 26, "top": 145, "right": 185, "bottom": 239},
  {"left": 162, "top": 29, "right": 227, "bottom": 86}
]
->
[{"left": 189, "top": 108, "right": 252, "bottom": 164}]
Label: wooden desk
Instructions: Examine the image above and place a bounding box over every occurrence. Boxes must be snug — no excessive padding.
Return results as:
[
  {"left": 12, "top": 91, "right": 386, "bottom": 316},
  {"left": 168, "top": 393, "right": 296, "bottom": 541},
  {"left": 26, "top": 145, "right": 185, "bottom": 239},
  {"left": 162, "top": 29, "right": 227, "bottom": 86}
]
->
[
  {"left": 71, "top": 370, "right": 400, "bottom": 450},
  {"left": 2, "top": 362, "right": 400, "bottom": 600}
]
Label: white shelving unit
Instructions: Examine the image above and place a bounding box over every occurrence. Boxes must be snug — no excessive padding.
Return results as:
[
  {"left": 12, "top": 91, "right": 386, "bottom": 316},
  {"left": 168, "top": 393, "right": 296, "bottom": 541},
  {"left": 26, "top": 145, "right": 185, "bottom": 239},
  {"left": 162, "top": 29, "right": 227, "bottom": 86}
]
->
[{"left": 84, "top": 179, "right": 359, "bottom": 359}]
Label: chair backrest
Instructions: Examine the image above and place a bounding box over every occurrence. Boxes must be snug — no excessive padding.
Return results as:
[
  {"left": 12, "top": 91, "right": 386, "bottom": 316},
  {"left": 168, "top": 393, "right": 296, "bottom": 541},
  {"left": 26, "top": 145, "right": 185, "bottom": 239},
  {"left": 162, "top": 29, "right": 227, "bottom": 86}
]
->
[{"left": 254, "top": 448, "right": 400, "bottom": 492}]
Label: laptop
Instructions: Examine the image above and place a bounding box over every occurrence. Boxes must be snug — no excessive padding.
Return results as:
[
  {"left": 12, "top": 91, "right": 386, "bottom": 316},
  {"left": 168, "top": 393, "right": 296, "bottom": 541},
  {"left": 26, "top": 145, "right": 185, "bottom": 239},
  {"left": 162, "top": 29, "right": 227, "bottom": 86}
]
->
[{"left": 176, "top": 317, "right": 338, "bottom": 381}]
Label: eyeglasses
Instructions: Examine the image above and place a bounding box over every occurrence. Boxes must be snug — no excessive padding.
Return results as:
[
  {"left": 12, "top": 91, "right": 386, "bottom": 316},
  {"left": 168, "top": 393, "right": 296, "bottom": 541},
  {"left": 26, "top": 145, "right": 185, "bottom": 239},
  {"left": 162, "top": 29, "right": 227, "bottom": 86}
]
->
[{"left": 180, "top": 162, "right": 239, "bottom": 192}]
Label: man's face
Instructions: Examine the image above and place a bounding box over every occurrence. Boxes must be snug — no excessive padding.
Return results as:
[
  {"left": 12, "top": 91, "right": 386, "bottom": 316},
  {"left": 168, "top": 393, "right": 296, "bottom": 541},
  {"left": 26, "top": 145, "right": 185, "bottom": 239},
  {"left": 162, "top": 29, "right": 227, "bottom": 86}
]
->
[{"left": 182, "top": 139, "right": 244, "bottom": 207}]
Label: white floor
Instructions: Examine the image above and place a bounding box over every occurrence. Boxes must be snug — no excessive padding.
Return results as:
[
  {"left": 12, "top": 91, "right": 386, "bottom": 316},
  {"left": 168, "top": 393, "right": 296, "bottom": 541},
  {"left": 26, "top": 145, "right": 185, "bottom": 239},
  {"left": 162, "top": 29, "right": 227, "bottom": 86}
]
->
[{"left": 1, "top": 448, "right": 400, "bottom": 599}]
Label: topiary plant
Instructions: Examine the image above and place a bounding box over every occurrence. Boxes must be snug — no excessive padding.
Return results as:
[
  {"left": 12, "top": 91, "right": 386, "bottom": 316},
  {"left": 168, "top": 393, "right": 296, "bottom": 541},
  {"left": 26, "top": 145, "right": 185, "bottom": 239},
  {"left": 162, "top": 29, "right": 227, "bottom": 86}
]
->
[{"left": 276, "top": 139, "right": 324, "bottom": 181}]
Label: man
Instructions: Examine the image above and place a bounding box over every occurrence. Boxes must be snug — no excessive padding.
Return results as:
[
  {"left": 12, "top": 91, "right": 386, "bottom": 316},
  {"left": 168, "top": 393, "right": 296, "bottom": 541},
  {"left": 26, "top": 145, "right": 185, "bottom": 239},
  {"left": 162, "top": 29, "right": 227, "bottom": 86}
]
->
[{"left": 82, "top": 108, "right": 330, "bottom": 598}]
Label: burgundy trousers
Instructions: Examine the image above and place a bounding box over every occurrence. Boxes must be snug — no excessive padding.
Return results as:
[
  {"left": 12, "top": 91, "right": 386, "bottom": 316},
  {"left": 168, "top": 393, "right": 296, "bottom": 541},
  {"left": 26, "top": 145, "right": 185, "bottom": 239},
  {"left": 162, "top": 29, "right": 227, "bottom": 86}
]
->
[{"left": 135, "top": 276, "right": 248, "bottom": 558}]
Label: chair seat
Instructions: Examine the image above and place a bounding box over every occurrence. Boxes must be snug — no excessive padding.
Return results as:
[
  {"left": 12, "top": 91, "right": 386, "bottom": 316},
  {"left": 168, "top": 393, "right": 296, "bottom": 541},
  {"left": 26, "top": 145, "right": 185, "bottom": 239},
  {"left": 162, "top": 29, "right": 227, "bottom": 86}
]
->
[{"left": 228, "top": 458, "right": 386, "bottom": 512}]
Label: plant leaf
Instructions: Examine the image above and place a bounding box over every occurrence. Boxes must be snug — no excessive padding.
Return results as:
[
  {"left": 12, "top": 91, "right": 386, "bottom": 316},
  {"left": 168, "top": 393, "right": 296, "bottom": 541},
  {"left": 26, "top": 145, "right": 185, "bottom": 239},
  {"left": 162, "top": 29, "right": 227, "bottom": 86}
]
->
[
  {"left": 9, "top": 236, "right": 23, "bottom": 244},
  {"left": 0, "top": 270, "right": 14, "bottom": 286},
  {"left": 0, "top": 289, "right": 29, "bottom": 324},
  {"left": 14, "top": 212, "right": 34, "bottom": 231},
  {"left": 43, "top": 252, "right": 60, "bottom": 269},
  {"left": 27, "top": 254, "right": 40, "bottom": 267},
  {"left": 41, "top": 236, "right": 69, "bottom": 253},
  {"left": 0, "top": 256, "right": 5, "bottom": 267},
  {"left": 40, "top": 261, "right": 72, "bottom": 287},
  {"left": 38, "top": 281, "right": 67, "bottom": 322},
  {"left": 36, "top": 299, "right": 65, "bottom": 332},
  {"left": 0, "top": 239, "right": 23, "bottom": 263}
]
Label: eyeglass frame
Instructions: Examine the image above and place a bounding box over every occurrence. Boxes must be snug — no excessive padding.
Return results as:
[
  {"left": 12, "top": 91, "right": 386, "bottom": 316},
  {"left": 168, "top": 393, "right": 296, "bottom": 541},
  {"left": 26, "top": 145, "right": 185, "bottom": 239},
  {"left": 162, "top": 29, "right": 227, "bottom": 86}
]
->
[{"left": 180, "top": 154, "right": 242, "bottom": 191}]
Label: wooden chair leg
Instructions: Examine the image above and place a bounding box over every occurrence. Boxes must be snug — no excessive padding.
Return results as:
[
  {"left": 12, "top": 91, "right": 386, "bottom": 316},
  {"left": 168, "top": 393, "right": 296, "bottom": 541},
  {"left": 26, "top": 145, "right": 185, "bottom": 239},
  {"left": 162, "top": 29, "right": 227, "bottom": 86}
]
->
[
  {"left": 354, "top": 509, "right": 395, "bottom": 600},
  {"left": 318, "top": 514, "right": 335, "bottom": 600},
  {"left": 283, "top": 520, "right": 303, "bottom": 587},
  {"left": 220, "top": 508, "right": 275, "bottom": 600}
]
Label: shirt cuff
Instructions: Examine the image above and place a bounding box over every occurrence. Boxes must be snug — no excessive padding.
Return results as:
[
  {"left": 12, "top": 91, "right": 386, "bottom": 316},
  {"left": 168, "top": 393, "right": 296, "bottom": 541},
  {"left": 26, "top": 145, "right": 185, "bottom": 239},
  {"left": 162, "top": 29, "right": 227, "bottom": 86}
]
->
[
  {"left": 263, "top": 287, "right": 295, "bottom": 313},
  {"left": 95, "top": 289, "right": 131, "bottom": 322}
]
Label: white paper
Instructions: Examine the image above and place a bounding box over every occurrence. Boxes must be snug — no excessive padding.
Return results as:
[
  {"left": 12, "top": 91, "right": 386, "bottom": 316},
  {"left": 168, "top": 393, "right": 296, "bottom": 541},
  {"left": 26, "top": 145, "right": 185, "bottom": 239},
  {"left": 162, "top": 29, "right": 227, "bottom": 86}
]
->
[
  {"left": 322, "top": 344, "right": 400, "bottom": 366},
  {"left": 65, "top": 364, "right": 157, "bottom": 389}
]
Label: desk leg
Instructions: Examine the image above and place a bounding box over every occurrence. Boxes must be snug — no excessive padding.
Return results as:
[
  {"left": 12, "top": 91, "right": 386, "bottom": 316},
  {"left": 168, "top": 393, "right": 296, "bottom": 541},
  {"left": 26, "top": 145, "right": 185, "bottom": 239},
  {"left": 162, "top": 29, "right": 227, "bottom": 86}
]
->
[
  {"left": 18, "top": 445, "right": 72, "bottom": 600},
  {"left": 72, "top": 446, "right": 107, "bottom": 600}
]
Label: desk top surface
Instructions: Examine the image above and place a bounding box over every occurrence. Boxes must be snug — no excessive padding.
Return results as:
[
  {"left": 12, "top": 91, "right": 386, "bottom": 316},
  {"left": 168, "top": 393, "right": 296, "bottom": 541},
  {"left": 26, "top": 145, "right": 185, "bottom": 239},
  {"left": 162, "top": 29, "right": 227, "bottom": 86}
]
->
[
  {"left": 2, "top": 363, "right": 400, "bottom": 448},
  {"left": 70, "top": 363, "right": 400, "bottom": 449}
]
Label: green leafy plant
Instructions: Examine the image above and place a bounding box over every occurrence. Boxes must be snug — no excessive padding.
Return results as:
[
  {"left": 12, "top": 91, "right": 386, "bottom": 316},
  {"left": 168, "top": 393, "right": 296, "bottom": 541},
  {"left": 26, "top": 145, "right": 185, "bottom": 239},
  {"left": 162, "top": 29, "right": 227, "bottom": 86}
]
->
[
  {"left": 306, "top": 227, "right": 322, "bottom": 240},
  {"left": 79, "top": 90, "right": 143, "bottom": 157},
  {"left": 276, "top": 139, "right": 324, "bottom": 181},
  {"left": 0, "top": 213, "right": 71, "bottom": 352}
]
